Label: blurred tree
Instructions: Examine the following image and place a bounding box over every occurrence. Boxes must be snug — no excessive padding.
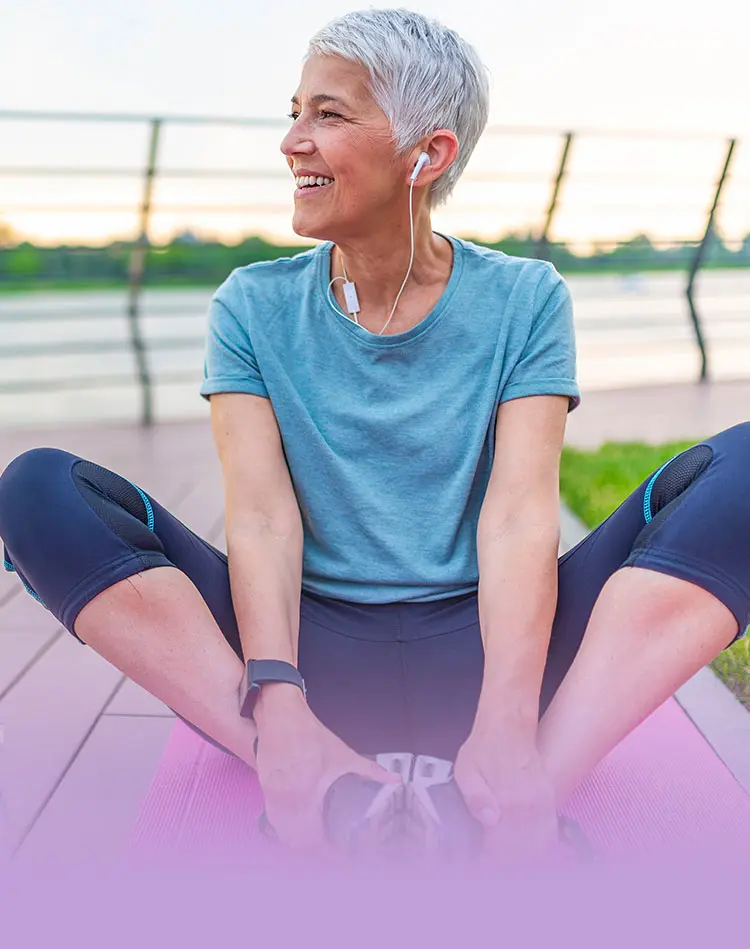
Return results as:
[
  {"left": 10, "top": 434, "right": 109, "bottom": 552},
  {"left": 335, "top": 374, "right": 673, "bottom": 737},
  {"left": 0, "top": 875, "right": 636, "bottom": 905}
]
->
[
  {"left": 5, "top": 243, "right": 42, "bottom": 277},
  {"left": 1, "top": 229, "right": 749, "bottom": 287},
  {"left": 0, "top": 220, "right": 15, "bottom": 248}
]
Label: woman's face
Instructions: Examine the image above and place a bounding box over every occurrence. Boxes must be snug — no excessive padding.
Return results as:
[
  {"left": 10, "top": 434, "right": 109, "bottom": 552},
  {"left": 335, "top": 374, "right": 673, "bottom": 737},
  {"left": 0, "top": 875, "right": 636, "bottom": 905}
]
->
[{"left": 280, "top": 54, "right": 407, "bottom": 241}]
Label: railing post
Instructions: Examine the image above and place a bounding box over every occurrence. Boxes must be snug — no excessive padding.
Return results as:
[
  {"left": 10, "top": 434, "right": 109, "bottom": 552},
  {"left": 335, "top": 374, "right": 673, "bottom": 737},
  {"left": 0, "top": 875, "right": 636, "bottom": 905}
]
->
[
  {"left": 685, "top": 137, "right": 736, "bottom": 383},
  {"left": 126, "top": 117, "right": 161, "bottom": 425},
  {"left": 536, "top": 131, "right": 574, "bottom": 261}
]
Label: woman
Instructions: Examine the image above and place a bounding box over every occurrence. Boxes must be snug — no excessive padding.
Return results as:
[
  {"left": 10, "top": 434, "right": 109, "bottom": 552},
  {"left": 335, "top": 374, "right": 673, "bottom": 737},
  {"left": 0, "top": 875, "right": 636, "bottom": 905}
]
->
[{"left": 1, "top": 9, "right": 748, "bottom": 859}]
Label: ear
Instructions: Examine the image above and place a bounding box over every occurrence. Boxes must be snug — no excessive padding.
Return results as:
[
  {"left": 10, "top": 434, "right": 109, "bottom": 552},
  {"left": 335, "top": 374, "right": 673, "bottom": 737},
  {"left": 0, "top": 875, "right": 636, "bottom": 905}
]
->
[{"left": 409, "top": 129, "right": 459, "bottom": 186}]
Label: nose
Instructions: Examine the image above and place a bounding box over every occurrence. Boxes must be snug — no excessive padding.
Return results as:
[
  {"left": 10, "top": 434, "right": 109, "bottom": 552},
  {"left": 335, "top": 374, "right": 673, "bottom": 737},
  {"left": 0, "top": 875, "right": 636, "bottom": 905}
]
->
[{"left": 280, "top": 121, "right": 315, "bottom": 161}]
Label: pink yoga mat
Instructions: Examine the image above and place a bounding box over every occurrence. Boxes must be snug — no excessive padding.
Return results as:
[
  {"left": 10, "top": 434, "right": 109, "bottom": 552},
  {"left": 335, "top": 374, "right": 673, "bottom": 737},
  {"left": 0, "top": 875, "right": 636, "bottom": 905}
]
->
[{"left": 131, "top": 697, "right": 750, "bottom": 860}]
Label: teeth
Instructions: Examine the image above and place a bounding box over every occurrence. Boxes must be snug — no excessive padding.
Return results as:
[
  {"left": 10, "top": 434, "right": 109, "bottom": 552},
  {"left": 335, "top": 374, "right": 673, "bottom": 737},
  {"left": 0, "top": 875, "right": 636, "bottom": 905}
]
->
[{"left": 295, "top": 176, "right": 334, "bottom": 188}]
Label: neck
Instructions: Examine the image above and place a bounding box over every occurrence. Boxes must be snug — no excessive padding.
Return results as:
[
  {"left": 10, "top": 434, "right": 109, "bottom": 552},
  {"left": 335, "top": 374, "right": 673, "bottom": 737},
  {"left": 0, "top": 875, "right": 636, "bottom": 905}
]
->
[{"left": 330, "top": 203, "right": 449, "bottom": 316}]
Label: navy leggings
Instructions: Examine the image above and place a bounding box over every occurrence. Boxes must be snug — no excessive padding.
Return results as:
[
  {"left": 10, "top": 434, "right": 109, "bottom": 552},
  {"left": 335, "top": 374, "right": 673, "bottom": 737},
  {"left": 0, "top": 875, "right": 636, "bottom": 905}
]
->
[{"left": 1, "top": 422, "right": 749, "bottom": 760}]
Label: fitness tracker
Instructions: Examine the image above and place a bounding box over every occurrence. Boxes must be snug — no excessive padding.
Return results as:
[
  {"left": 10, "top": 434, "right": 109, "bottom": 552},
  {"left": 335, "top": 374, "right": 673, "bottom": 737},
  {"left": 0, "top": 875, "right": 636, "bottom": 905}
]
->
[{"left": 239, "top": 658, "right": 307, "bottom": 719}]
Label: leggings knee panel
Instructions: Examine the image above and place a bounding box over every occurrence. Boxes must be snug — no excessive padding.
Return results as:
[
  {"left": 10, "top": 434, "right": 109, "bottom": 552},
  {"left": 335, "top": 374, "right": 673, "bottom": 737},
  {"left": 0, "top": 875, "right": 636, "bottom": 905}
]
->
[
  {"left": 70, "top": 460, "right": 163, "bottom": 557},
  {"left": 646, "top": 444, "right": 713, "bottom": 522}
]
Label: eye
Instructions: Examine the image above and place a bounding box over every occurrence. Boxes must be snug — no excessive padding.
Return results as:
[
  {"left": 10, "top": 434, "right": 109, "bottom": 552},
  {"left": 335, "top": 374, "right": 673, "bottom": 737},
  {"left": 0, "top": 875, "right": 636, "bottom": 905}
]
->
[{"left": 286, "top": 110, "right": 341, "bottom": 122}]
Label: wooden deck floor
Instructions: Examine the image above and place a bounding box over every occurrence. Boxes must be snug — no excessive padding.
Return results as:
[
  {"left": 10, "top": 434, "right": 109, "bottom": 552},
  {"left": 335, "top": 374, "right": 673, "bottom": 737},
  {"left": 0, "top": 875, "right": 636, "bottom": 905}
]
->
[
  {"left": 0, "top": 419, "right": 226, "bottom": 862},
  {"left": 564, "top": 378, "right": 750, "bottom": 448}
]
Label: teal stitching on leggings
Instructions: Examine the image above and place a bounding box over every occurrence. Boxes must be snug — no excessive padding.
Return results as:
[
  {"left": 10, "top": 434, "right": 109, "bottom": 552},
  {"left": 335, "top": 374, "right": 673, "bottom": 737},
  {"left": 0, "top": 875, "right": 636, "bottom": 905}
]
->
[
  {"left": 642, "top": 454, "right": 680, "bottom": 524},
  {"left": 3, "top": 556, "right": 46, "bottom": 607},
  {"left": 129, "top": 482, "right": 155, "bottom": 531}
]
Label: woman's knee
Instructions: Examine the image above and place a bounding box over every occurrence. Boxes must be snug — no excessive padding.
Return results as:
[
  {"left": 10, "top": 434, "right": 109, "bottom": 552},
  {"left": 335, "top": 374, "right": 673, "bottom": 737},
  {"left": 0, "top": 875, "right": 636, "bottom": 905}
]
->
[
  {"left": 0, "top": 447, "right": 74, "bottom": 542},
  {"left": 0, "top": 446, "right": 72, "bottom": 492},
  {"left": 1, "top": 446, "right": 70, "bottom": 490}
]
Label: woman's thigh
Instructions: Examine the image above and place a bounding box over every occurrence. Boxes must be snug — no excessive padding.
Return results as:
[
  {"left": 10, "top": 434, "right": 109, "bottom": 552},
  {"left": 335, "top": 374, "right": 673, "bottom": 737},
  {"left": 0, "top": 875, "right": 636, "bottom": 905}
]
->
[
  {"left": 0, "top": 447, "right": 243, "bottom": 654},
  {"left": 540, "top": 420, "right": 750, "bottom": 715}
]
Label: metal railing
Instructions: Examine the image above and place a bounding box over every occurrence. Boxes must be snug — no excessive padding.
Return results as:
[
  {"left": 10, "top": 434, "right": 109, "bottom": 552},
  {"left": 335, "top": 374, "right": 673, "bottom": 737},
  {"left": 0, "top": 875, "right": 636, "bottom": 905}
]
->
[{"left": 0, "top": 110, "right": 746, "bottom": 425}]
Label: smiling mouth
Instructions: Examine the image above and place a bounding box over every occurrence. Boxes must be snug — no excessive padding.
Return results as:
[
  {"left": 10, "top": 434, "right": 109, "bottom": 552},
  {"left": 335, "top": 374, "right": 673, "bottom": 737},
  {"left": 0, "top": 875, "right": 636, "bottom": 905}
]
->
[{"left": 294, "top": 175, "right": 334, "bottom": 193}]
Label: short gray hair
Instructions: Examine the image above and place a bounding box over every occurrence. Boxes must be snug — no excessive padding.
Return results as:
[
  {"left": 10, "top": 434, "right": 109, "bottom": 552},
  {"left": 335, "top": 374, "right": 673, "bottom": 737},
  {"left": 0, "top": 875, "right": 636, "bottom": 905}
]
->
[{"left": 306, "top": 8, "right": 490, "bottom": 207}]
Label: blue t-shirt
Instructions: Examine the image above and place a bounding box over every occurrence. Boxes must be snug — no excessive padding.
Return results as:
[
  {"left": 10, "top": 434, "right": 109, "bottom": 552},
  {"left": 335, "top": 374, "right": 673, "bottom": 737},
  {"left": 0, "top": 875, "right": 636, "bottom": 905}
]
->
[{"left": 200, "top": 235, "right": 581, "bottom": 603}]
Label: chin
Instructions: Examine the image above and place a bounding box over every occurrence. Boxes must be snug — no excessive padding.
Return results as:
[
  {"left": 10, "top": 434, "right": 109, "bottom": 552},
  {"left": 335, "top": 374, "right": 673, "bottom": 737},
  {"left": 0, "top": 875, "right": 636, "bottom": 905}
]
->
[{"left": 291, "top": 214, "right": 337, "bottom": 243}]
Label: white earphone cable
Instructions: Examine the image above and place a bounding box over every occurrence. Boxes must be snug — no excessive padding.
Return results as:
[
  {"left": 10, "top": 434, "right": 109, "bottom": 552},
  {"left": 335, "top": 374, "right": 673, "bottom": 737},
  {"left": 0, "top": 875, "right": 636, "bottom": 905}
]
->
[
  {"left": 326, "top": 274, "right": 358, "bottom": 325},
  {"left": 377, "top": 173, "right": 417, "bottom": 336}
]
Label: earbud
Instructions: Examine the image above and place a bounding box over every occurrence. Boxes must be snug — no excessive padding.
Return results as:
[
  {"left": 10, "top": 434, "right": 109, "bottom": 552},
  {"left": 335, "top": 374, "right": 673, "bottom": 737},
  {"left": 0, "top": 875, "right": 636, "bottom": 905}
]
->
[{"left": 410, "top": 151, "right": 431, "bottom": 182}]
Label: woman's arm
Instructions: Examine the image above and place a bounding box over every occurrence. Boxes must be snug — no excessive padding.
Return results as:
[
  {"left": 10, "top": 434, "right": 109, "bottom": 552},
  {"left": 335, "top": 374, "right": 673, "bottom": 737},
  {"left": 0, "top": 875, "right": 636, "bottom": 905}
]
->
[
  {"left": 210, "top": 392, "right": 304, "bottom": 678},
  {"left": 475, "top": 520, "right": 560, "bottom": 737},
  {"left": 474, "top": 394, "right": 568, "bottom": 731},
  {"left": 451, "top": 395, "right": 567, "bottom": 849}
]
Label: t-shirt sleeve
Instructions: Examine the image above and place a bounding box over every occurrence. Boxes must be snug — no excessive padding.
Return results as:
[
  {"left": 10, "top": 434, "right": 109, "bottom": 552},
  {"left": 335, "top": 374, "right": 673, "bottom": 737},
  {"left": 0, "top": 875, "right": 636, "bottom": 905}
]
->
[
  {"left": 199, "top": 294, "right": 269, "bottom": 401},
  {"left": 499, "top": 265, "right": 581, "bottom": 413}
]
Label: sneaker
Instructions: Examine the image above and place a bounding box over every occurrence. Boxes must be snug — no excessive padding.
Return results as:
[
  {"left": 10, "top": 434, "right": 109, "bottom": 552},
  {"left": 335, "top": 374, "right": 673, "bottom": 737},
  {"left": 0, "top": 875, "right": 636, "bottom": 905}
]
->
[
  {"left": 322, "top": 752, "right": 414, "bottom": 858},
  {"left": 405, "top": 755, "right": 483, "bottom": 860},
  {"left": 323, "top": 753, "right": 482, "bottom": 861}
]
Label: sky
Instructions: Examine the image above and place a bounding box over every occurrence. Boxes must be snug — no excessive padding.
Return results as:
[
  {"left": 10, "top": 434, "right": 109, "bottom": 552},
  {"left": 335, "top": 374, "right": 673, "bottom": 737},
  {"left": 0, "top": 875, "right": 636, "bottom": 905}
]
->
[{"left": 1, "top": 0, "right": 749, "bottom": 247}]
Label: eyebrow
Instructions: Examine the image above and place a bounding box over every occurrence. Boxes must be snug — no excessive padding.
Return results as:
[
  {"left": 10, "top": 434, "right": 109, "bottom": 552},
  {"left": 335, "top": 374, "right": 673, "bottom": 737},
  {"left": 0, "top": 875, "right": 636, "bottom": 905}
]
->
[{"left": 290, "top": 93, "right": 349, "bottom": 108}]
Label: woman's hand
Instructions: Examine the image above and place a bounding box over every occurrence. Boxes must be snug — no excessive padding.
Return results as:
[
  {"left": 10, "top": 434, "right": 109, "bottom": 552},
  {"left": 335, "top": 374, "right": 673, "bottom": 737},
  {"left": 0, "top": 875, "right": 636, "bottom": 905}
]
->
[
  {"left": 252, "top": 683, "right": 400, "bottom": 853},
  {"left": 453, "top": 718, "right": 560, "bottom": 861}
]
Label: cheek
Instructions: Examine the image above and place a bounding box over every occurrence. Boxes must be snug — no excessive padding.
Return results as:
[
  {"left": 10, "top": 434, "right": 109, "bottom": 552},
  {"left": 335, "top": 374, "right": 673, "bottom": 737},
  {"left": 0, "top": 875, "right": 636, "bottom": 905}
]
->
[
  {"left": 325, "top": 134, "right": 396, "bottom": 198},
  {"left": 335, "top": 168, "right": 395, "bottom": 209}
]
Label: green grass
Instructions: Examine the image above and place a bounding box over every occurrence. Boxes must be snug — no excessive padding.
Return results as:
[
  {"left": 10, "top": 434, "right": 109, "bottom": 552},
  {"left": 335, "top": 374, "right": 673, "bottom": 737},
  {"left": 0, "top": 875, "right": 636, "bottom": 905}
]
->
[{"left": 559, "top": 440, "right": 750, "bottom": 709}]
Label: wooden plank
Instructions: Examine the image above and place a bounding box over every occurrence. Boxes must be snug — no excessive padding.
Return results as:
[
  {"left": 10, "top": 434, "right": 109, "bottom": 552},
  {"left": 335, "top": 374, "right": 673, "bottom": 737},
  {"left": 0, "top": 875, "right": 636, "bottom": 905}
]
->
[
  {"left": 564, "top": 380, "right": 750, "bottom": 450},
  {"left": 675, "top": 667, "right": 750, "bottom": 794},
  {"left": 210, "top": 512, "right": 226, "bottom": 553},
  {"left": 105, "top": 678, "right": 175, "bottom": 717},
  {"left": 170, "top": 469, "right": 224, "bottom": 538},
  {"left": 0, "top": 571, "right": 20, "bottom": 604},
  {"left": 13, "top": 715, "right": 176, "bottom": 864},
  {"left": 0, "top": 419, "right": 216, "bottom": 475},
  {"left": 0, "top": 633, "right": 124, "bottom": 858},
  {"left": 0, "top": 597, "right": 62, "bottom": 699}
]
